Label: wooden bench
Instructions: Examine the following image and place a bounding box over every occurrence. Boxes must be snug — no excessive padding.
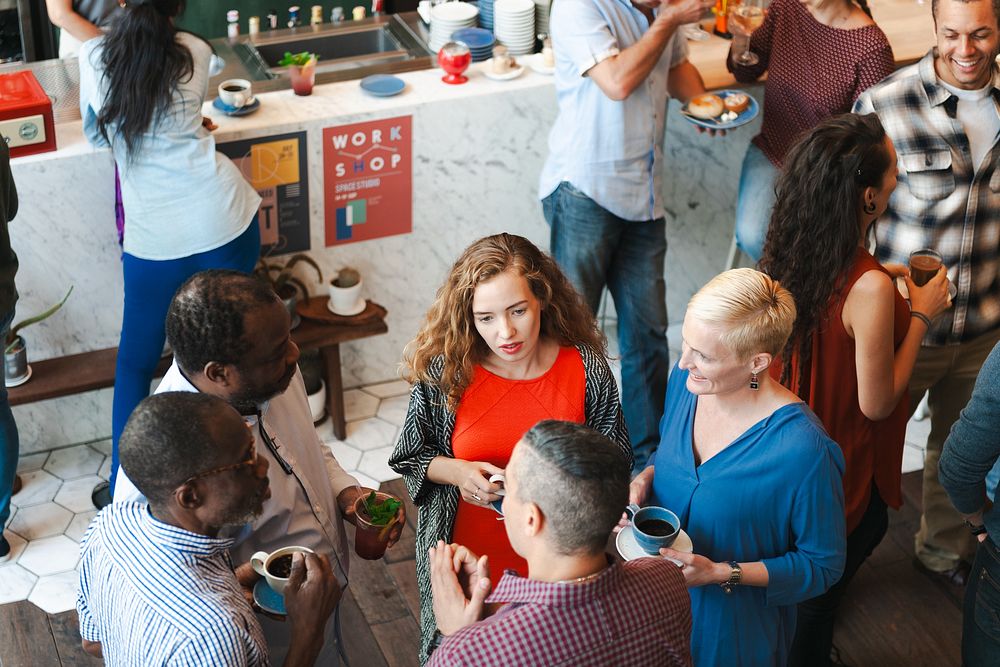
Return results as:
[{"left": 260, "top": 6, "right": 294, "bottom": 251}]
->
[{"left": 8, "top": 304, "right": 388, "bottom": 442}]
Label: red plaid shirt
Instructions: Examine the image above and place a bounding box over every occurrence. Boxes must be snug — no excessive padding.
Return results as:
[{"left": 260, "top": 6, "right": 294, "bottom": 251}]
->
[{"left": 429, "top": 558, "right": 692, "bottom": 667}]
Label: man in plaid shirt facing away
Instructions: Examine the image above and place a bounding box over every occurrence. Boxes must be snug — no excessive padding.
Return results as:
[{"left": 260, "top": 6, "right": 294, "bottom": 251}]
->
[
  {"left": 425, "top": 420, "right": 692, "bottom": 667},
  {"left": 854, "top": 0, "right": 1000, "bottom": 583}
]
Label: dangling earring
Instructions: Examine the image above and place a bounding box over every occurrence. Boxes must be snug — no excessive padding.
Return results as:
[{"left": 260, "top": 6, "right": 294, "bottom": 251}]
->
[
  {"left": 863, "top": 201, "right": 877, "bottom": 214},
  {"left": 749, "top": 372, "right": 759, "bottom": 390}
]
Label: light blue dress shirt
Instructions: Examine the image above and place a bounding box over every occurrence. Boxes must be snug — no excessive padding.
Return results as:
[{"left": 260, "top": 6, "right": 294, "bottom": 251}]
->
[
  {"left": 539, "top": 0, "right": 688, "bottom": 221},
  {"left": 79, "top": 32, "right": 261, "bottom": 261}
]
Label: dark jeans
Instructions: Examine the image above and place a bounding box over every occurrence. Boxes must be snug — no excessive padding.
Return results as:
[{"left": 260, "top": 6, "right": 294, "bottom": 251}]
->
[
  {"left": 789, "top": 486, "right": 889, "bottom": 666},
  {"left": 0, "top": 308, "right": 20, "bottom": 531},
  {"left": 542, "top": 182, "right": 670, "bottom": 470},
  {"left": 964, "top": 536, "right": 1000, "bottom": 666}
]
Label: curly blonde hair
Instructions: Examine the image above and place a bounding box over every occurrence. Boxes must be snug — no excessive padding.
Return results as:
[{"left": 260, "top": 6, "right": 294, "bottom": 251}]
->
[{"left": 403, "top": 233, "right": 606, "bottom": 411}]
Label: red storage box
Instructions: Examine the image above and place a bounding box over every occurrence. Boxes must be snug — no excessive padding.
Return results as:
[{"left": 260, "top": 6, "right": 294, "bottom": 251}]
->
[{"left": 0, "top": 71, "right": 56, "bottom": 158}]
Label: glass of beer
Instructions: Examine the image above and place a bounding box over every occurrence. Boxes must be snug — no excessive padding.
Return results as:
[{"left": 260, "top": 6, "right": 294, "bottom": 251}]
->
[
  {"left": 729, "top": 0, "right": 767, "bottom": 66},
  {"left": 909, "top": 249, "right": 943, "bottom": 287}
]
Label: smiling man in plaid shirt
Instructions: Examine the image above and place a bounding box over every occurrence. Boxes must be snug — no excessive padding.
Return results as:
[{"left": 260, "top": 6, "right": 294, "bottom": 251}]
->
[
  {"left": 854, "top": 0, "right": 1000, "bottom": 583},
  {"left": 424, "top": 420, "right": 691, "bottom": 667}
]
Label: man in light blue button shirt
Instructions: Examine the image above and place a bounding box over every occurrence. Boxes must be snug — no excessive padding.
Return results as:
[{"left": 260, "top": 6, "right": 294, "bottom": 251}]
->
[{"left": 540, "top": 0, "right": 715, "bottom": 470}]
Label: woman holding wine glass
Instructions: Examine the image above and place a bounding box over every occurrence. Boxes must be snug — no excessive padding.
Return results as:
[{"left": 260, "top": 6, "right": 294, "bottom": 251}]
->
[{"left": 726, "top": 0, "right": 894, "bottom": 262}]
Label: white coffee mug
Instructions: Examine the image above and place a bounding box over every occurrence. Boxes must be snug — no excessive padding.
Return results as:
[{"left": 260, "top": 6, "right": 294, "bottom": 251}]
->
[
  {"left": 218, "top": 78, "right": 253, "bottom": 109},
  {"left": 328, "top": 275, "right": 364, "bottom": 316},
  {"left": 250, "top": 545, "right": 314, "bottom": 595},
  {"left": 488, "top": 473, "right": 506, "bottom": 515}
]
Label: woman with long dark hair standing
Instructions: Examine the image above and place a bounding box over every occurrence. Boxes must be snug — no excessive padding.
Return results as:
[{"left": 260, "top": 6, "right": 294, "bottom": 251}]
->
[
  {"left": 759, "top": 113, "right": 951, "bottom": 666},
  {"left": 79, "top": 0, "right": 261, "bottom": 492}
]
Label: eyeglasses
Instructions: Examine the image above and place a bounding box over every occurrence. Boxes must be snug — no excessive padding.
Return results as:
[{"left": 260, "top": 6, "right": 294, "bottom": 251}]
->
[{"left": 182, "top": 443, "right": 258, "bottom": 487}]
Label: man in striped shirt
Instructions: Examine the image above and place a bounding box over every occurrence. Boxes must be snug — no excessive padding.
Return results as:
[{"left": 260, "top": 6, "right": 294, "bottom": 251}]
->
[{"left": 77, "top": 392, "right": 340, "bottom": 666}]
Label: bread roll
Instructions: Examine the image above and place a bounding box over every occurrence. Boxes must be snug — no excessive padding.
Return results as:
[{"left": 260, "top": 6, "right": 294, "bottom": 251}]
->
[
  {"left": 687, "top": 94, "right": 724, "bottom": 119},
  {"left": 724, "top": 92, "right": 750, "bottom": 114}
]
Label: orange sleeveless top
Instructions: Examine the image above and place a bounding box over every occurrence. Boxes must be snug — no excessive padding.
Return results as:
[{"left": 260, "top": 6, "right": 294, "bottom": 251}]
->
[
  {"left": 450, "top": 346, "right": 587, "bottom": 576},
  {"left": 771, "top": 248, "right": 910, "bottom": 533}
]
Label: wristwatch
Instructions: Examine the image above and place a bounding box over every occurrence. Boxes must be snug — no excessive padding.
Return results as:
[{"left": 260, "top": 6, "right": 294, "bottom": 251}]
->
[
  {"left": 965, "top": 519, "right": 988, "bottom": 536},
  {"left": 720, "top": 560, "right": 742, "bottom": 594},
  {"left": 426, "top": 630, "right": 445, "bottom": 657}
]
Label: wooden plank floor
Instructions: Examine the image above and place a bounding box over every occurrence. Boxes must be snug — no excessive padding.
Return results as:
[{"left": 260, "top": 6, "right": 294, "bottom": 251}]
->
[{"left": 0, "top": 474, "right": 963, "bottom": 666}]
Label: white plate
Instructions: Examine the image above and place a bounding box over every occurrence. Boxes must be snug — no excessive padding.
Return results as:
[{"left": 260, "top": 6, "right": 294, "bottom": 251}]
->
[
  {"left": 431, "top": 1, "right": 479, "bottom": 21},
  {"left": 494, "top": 0, "right": 535, "bottom": 13},
  {"left": 482, "top": 60, "right": 526, "bottom": 80},
  {"left": 526, "top": 53, "right": 554, "bottom": 74},
  {"left": 616, "top": 525, "right": 693, "bottom": 566}
]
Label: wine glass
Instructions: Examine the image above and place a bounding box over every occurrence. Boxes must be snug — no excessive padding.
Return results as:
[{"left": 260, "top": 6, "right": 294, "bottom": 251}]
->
[{"left": 729, "top": 0, "right": 766, "bottom": 66}]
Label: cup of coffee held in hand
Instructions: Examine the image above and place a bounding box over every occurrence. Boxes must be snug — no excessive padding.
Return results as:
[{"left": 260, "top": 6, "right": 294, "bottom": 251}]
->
[
  {"left": 250, "top": 545, "right": 314, "bottom": 594},
  {"left": 624, "top": 504, "right": 680, "bottom": 554},
  {"left": 909, "top": 249, "right": 943, "bottom": 287},
  {"left": 488, "top": 473, "right": 506, "bottom": 515},
  {"left": 218, "top": 79, "right": 254, "bottom": 109}
]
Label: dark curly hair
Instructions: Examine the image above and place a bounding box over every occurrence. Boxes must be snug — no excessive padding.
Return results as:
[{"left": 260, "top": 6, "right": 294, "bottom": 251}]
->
[
  {"left": 404, "top": 233, "right": 606, "bottom": 411},
  {"left": 758, "top": 113, "right": 891, "bottom": 400},
  {"left": 166, "top": 269, "right": 281, "bottom": 375}
]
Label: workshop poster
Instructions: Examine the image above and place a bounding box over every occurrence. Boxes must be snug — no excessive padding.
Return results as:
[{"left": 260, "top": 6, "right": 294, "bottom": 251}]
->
[
  {"left": 322, "top": 116, "right": 412, "bottom": 246},
  {"left": 218, "top": 131, "right": 310, "bottom": 255}
]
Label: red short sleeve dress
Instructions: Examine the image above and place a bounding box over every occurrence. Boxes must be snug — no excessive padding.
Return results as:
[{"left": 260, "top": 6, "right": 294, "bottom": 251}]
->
[{"left": 450, "top": 346, "right": 587, "bottom": 576}]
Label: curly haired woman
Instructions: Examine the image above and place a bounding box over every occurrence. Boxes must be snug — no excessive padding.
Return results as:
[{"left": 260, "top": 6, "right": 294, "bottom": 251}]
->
[
  {"left": 759, "top": 113, "right": 951, "bottom": 666},
  {"left": 389, "top": 233, "right": 632, "bottom": 661}
]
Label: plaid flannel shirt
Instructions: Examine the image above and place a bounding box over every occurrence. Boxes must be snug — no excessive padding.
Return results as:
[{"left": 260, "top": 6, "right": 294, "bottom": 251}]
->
[{"left": 854, "top": 50, "right": 1000, "bottom": 346}]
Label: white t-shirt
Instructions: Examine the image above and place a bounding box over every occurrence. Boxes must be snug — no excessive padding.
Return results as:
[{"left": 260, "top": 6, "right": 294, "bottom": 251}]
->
[{"left": 941, "top": 80, "right": 1000, "bottom": 173}]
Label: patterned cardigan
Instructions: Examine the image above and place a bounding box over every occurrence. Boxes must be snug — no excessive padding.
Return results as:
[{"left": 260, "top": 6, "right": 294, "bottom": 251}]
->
[{"left": 388, "top": 345, "right": 633, "bottom": 662}]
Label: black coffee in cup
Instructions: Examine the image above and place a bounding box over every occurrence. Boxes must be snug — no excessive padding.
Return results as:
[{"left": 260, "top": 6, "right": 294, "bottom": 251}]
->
[
  {"left": 268, "top": 554, "right": 293, "bottom": 578},
  {"left": 636, "top": 518, "right": 676, "bottom": 537},
  {"left": 222, "top": 84, "right": 246, "bottom": 92}
]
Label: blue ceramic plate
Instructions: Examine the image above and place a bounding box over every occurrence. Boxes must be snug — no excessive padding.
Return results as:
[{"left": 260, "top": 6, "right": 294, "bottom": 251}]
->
[
  {"left": 212, "top": 96, "right": 261, "bottom": 117},
  {"left": 360, "top": 74, "right": 406, "bottom": 97},
  {"left": 253, "top": 579, "right": 286, "bottom": 616},
  {"left": 452, "top": 27, "right": 495, "bottom": 49},
  {"left": 680, "top": 90, "right": 759, "bottom": 131}
]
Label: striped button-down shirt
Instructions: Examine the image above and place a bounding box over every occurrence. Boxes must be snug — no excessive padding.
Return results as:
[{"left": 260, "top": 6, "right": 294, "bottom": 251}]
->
[
  {"left": 429, "top": 558, "right": 692, "bottom": 666},
  {"left": 77, "top": 502, "right": 269, "bottom": 667},
  {"left": 854, "top": 50, "right": 1000, "bottom": 346}
]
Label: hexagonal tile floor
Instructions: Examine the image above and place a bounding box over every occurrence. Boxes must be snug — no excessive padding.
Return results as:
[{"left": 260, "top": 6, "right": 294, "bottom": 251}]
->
[{"left": 0, "top": 379, "right": 410, "bottom": 615}]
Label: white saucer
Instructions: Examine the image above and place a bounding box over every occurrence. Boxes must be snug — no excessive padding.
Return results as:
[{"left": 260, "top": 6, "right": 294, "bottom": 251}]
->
[
  {"left": 526, "top": 53, "right": 554, "bottom": 75},
  {"left": 327, "top": 299, "right": 366, "bottom": 317},
  {"left": 616, "top": 525, "right": 693, "bottom": 566},
  {"left": 483, "top": 60, "right": 525, "bottom": 81},
  {"left": 5, "top": 364, "right": 31, "bottom": 388}
]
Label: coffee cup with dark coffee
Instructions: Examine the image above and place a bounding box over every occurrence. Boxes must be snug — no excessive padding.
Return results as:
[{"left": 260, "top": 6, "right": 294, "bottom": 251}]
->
[
  {"left": 624, "top": 504, "right": 680, "bottom": 554},
  {"left": 218, "top": 78, "right": 253, "bottom": 110},
  {"left": 909, "top": 249, "right": 943, "bottom": 287},
  {"left": 250, "top": 545, "right": 314, "bottom": 594}
]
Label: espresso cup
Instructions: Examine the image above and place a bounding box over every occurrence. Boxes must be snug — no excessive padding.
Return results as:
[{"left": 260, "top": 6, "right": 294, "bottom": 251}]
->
[
  {"left": 492, "top": 45, "right": 511, "bottom": 74},
  {"left": 218, "top": 79, "right": 253, "bottom": 109},
  {"left": 624, "top": 504, "right": 680, "bottom": 554},
  {"left": 250, "top": 545, "right": 314, "bottom": 595},
  {"left": 488, "top": 473, "right": 505, "bottom": 514},
  {"left": 909, "top": 249, "right": 943, "bottom": 287}
]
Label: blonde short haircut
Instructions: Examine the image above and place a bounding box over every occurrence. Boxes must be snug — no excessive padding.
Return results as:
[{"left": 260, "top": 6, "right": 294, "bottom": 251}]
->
[{"left": 686, "top": 268, "right": 796, "bottom": 361}]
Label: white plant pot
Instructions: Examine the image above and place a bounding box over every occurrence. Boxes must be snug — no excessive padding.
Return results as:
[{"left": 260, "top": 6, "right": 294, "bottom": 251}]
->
[
  {"left": 307, "top": 380, "right": 327, "bottom": 424},
  {"left": 328, "top": 277, "right": 364, "bottom": 316}
]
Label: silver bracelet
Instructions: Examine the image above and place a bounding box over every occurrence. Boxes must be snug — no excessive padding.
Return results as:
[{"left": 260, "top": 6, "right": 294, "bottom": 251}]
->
[{"left": 911, "top": 311, "right": 932, "bottom": 329}]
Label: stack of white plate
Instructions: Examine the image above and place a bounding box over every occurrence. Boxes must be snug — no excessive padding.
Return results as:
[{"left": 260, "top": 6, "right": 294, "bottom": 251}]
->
[
  {"left": 534, "top": 0, "right": 551, "bottom": 37},
  {"left": 429, "top": 2, "right": 480, "bottom": 52},
  {"left": 493, "top": 0, "right": 536, "bottom": 55}
]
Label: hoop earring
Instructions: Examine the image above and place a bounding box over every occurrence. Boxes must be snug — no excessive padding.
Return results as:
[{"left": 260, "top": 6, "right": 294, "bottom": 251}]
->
[
  {"left": 863, "top": 201, "right": 877, "bottom": 215},
  {"left": 749, "top": 372, "right": 759, "bottom": 391}
]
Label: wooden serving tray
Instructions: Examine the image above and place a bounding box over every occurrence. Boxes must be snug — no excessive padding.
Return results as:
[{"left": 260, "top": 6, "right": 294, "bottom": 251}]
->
[{"left": 296, "top": 296, "right": 387, "bottom": 326}]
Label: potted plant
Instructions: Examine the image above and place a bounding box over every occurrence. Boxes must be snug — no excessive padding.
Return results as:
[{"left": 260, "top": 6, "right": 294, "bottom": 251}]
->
[
  {"left": 254, "top": 253, "right": 323, "bottom": 330},
  {"left": 5, "top": 286, "right": 73, "bottom": 386},
  {"left": 328, "top": 267, "right": 364, "bottom": 316},
  {"left": 279, "top": 51, "right": 319, "bottom": 96}
]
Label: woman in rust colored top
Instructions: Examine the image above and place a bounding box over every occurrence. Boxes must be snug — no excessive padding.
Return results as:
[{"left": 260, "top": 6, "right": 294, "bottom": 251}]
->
[
  {"left": 728, "top": 0, "right": 894, "bottom": 261},
  {"left": 760, "top": 114, "right": 952, "bottom": 666},
  {"left": 389, "top": 233, "right": 631, "bottom": 661}
]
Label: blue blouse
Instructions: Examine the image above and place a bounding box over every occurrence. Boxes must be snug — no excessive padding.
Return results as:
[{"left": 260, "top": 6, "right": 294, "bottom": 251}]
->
[{"left": 651, "top": 367, "right": 846, "bottom": 667}]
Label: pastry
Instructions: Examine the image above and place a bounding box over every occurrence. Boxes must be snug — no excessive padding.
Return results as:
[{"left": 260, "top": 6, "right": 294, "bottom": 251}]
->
[
  {"left": 724, "top": 92, "right": 750, "bottom": 114},
  {"left": 687, "top": 94, "right": 725, "bottom": 119}
]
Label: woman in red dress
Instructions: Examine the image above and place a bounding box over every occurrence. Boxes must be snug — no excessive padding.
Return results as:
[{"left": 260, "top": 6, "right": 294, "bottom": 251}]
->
[
  {"left": 390, "top": 233, "right": 631, "bottom": 661},
  {"left": 760, "top": 113, "right": 952, "bottom": 666}
]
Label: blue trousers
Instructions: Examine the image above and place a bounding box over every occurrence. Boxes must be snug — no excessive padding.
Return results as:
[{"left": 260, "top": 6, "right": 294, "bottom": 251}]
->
[
  {"left": 734, "top": 143, "right": 779, "bottom": 263},
  {"left": 110, "top": 217, "right": 260, "bottom": 490},
  {"left": 543, "top": 182, "right": 670, "bottom": 471},
  {"left": 964, "top": 536, "right": 1000, "bottom": 666},
  {"left": 0, "top": 309, "right": 19, "bottom": 530}
]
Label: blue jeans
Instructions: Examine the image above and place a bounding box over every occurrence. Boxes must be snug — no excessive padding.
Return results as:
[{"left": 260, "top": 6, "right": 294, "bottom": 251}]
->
[
  {"left": 110, "top": 216, "right": 261, "bottom": 490},
  {"left": 543, "top": 182, "right": 670, "bottom": 470},
  {"left": 0, "top": 308, "right": 20, "bottom": 530},
  {"left": 735, "top": 143, "right": 779, "bottom": 263},
  {"left": 963, "top": 536, "right": 1000, "bottom": 666}
]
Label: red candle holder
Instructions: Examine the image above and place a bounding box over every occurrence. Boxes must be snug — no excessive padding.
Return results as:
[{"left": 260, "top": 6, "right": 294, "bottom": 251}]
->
[{"left": 438, "top": 41, "right": 472, "bottom": 85}]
